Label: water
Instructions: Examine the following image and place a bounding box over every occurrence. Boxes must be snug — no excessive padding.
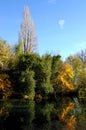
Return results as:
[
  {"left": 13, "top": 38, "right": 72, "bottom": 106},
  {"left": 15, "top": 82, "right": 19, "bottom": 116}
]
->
[{"left": 0, "top": 97, "right": 86, "bottom": 130}]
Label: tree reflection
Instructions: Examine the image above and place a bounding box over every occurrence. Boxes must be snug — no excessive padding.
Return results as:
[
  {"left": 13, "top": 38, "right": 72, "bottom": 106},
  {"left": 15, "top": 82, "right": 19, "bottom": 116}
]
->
[
  {"left": 4, "top": 100, "right": 35, "bottom": 130},
  {"left": 34, "top": 102, "right": 54, "bottom": 130},
  {"left": 60, "top": 101, "right": 76, "bottom": 130},
  {"left": 0, "top": 100, "right": 12, "bottom": 130},
  {"left": 0, "top": 101, "right": 12, "bottom": 120},
  {"left": 0, "top": 98, "right": 86, "bottom": 130}
]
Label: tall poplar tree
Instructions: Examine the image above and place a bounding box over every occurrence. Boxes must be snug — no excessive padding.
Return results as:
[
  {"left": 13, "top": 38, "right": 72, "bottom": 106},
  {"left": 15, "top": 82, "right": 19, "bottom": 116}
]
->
[{"left": 20, "top": 6, "right": 37, "bottom": 54}]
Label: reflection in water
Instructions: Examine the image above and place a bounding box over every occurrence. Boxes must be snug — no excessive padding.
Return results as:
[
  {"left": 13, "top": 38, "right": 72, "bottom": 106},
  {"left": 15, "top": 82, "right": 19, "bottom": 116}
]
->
[
  {"left": 0, "top": 100, "right": 12, "bottom": 130},
  {"left": 1, "top": 100, "right": 35, "bottom": 130},
  {"left": 0, "top": 98, "right": 86, "bottom": 130},
  {"left": 0, "top": 101, "right": 12, "bottom": 118},
  {"left": 60, "top": 102, "right": 76, "bottom": 130}
]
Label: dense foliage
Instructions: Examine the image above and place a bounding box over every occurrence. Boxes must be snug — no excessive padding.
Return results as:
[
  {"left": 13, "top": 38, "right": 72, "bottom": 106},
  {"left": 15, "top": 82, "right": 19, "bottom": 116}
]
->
[{"left": 0, "top": 41, "right": 86, "bottom": 100}]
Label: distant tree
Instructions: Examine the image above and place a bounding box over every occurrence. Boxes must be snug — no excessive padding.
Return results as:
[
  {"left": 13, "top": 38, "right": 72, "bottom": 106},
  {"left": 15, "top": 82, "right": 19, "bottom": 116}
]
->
[
  {"left": 76, "top": 49, "right": 86, "bottom": 64},
  {"left": 20, "top": 6, "right": 37, "bottom": 54}
]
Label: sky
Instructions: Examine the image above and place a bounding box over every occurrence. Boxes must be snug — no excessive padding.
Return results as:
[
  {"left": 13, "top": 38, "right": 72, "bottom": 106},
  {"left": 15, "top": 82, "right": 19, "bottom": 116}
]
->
[{"left": 0, "top": 0, "right": 86, "bottom": 60}]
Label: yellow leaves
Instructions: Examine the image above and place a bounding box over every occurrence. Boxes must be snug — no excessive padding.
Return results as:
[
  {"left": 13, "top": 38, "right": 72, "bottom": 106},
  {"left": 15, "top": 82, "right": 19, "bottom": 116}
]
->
[
  {"left": 59, "top": 63, "right": 74, "bottom": 79},
  {"left": 54, "top": 63, "right": 74, "bottom": 91},
  {"left": 67, "top": 83, "right": 74, "bottom": 90}
]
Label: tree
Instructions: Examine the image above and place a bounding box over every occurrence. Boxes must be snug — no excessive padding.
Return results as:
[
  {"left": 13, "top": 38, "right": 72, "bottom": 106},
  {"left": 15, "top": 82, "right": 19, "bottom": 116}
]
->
[
  {"left": 12, "top": 54, "right": 40, "bottom": 98},
  {"left": 20, "top": 6, "right": 37, "bottom": 54},
  {"left": 35, "top": 54, "right": 54, "bottom": 95},
  {"left": 0, "top": 38, "right": 11, "bottom": 69}
]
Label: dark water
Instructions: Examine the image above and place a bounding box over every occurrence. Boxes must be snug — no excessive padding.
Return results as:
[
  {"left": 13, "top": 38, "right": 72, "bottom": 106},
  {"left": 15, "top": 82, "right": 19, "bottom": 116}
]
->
[{"left": 0, "top": 97, "right": 86, "bottom": 130}]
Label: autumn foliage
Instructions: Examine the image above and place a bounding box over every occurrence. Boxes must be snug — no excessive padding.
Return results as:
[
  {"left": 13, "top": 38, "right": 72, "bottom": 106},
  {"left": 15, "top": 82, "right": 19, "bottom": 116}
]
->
[{"left": 53, "top": 63, "right": 74, "bottom": 92}]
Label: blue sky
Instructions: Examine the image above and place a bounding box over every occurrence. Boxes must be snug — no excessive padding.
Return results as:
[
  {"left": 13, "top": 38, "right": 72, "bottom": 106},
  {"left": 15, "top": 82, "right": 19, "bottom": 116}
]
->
[{"left": 0, "top": 0, "right": 86, "bottom": 60}]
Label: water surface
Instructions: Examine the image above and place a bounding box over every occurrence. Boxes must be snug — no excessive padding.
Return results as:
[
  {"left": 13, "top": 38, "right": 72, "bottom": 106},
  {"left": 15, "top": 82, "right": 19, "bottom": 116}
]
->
[{"left": 0, "top": 97, "right": 86, "bottom": 130}]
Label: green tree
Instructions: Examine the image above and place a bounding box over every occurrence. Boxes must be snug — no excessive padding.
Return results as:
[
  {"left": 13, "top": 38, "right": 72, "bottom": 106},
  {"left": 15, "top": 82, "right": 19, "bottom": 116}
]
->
[
  {"left": 35, "top": 54, "right": 54, "bottom": 96},
  {"left": 40, "top": 54, "right": 54, "bottom": 95},
  {"left": 11, "top": 53, "right": 40, "bottom": 98}
]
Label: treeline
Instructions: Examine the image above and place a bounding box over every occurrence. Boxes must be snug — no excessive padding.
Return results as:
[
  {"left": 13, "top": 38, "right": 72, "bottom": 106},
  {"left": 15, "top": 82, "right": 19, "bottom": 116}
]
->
[
  {"left": 0, "top": 38, "right": 86, "bottom": 100},
  {"left": 0, "top": 6, "right": 86, "bottom": 100}
]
